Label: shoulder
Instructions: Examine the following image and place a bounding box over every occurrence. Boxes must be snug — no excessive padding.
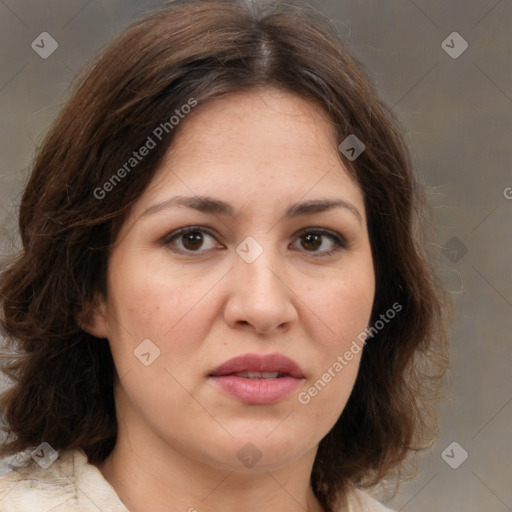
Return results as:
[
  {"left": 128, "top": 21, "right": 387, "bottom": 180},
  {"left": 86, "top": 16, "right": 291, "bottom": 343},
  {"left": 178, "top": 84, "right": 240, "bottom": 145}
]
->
[
  {"left": 343, "top": 487, "right": 395, "bottom": 512},
  {"left": 0, "top": 449, "right": 128, "bottom": 512}
]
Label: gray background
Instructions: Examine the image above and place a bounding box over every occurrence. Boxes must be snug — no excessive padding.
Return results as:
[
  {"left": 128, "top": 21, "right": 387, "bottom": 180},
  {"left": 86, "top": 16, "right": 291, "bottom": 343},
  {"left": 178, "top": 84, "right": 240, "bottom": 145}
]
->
[{"left": 0, "top": 0, "right": 511, "bottom": 511}]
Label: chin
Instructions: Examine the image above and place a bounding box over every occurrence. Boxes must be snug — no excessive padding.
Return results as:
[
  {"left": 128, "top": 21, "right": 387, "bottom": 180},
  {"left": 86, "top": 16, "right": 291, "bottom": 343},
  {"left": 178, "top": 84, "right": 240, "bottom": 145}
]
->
[{"left": 197, "top": 432, "right": 313, "bottom": 473}]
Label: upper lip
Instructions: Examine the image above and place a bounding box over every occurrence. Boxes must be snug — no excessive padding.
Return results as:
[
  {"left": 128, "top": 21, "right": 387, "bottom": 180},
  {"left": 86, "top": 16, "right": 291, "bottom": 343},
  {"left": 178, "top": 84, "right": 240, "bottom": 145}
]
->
[{"left": 209, "top": 353, "right": 304, "bottom": 378}]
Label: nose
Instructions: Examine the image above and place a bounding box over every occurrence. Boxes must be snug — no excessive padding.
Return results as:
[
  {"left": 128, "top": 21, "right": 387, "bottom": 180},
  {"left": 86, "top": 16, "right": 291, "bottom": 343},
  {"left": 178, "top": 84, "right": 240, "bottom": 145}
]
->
[{"left": 223, "top": 243, "right": 298, "bottom": 335}]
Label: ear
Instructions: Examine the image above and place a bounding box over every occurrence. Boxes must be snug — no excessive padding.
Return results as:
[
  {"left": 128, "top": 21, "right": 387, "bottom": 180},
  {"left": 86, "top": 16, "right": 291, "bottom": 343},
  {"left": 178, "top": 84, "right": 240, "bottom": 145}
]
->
[{"left": 77, "top": 294, "right": 110, "bottom": 339}]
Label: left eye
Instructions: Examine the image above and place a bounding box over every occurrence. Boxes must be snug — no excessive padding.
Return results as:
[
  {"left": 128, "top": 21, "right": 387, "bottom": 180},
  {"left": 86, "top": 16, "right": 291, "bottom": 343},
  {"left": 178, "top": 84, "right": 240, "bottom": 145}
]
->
[
  {"left": 291, "top": 229, "right": 346, "bottom": 256},
  {"left": 163, "top": 227, "right": 345, "bottom": 256}
]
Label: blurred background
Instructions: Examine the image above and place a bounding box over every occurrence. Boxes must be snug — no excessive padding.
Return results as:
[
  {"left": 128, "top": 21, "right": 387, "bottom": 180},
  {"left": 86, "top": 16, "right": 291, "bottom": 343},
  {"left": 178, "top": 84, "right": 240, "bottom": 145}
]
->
[{"left": 0, "top": 0, "right": 511, "bottom": 510}]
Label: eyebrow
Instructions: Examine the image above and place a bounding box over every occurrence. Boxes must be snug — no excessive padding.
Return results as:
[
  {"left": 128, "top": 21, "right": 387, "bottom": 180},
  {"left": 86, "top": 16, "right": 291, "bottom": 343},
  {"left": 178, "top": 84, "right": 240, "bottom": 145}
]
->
[{"left": 142, "top": 195, "right": 363, "bottom": 224}]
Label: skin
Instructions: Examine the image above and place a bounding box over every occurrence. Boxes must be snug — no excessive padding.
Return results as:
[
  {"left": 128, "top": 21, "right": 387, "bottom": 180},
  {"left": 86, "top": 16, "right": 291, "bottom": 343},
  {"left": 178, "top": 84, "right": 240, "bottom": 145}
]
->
[{"left": 85, "top": 87, "right": 375, "bottom": 512}]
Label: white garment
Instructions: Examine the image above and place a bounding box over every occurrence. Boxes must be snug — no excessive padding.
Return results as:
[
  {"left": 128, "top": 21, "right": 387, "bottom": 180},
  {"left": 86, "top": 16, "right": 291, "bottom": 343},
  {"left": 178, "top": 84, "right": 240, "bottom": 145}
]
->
[{"left": 0, "top": 449, "right": 394, "bottom": 511}]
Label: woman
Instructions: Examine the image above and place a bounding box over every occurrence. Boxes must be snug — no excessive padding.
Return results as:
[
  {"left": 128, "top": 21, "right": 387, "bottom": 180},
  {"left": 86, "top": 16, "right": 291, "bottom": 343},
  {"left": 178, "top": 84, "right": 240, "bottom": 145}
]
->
[{"left": 0, "top": 0, "right": 450, "bottom": 511}]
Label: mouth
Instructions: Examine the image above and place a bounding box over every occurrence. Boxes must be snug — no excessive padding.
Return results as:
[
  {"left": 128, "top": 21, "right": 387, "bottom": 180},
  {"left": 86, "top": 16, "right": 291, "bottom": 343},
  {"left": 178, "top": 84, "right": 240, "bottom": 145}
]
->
[
  {"left": 230, "top": 371, "right": 286, "bottom": 379},
  {"left": 208, "top": 353, "right": 304, "bottom": 404},
  {"left": 209, "top": 353, "right": 304, "bottom": 378}
]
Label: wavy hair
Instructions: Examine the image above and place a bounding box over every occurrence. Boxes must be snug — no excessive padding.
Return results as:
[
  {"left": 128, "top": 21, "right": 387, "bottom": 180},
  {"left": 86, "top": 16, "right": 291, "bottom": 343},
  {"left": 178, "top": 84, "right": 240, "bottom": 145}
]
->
[{"left": 0, "top": 1, "right": 451, "bottom": 510}]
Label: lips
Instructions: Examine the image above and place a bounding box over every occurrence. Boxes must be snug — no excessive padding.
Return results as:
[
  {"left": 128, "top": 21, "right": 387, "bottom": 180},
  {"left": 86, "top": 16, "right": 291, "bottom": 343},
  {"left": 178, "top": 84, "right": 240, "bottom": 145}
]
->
[
  {"left": 209, "top": 353, "right": 304, "bottom": 379},
  {"left": 208, "top": 353, "right": 305, "bottom": 405}
]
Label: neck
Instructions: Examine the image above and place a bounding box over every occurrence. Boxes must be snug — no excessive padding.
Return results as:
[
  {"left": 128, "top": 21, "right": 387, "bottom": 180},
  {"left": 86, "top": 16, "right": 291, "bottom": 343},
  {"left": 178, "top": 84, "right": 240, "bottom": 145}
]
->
[{"left": 95, "top": 437, "right": 325, "bottom": 512}]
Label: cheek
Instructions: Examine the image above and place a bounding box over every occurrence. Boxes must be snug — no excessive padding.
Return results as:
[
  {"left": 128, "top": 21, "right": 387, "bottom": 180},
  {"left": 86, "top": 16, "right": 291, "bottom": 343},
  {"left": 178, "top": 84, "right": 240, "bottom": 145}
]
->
[
  {"left": 309, "top": 268, "right": 375, "bottom": 350},
  {"left": 105, "top": 250, "right": 222, "bottom": 354},
  {"left": 299, "top": 275, "right": 373, "bottom": 429}
]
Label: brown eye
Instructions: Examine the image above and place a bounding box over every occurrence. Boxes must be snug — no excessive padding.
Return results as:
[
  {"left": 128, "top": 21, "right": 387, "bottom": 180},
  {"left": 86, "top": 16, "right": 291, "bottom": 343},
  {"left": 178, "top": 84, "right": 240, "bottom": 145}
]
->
[
  {"left": 181, "top": 231, "right": 205, "bottom": 251},
  {"left": 301, "top": 233, "right": 322, "bottom": 251},
  {"left": 164, "top": 227, "right": 220, "bottom": 254},
  {"left": 292, "top": 229, "right": 346, "bottom": 257}
]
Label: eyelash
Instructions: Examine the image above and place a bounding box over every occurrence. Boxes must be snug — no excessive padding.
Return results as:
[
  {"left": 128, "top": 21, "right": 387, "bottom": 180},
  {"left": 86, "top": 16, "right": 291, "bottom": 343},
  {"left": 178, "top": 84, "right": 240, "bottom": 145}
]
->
[{"left": 161, "top": 226, "right": 347, "bottom": 258}]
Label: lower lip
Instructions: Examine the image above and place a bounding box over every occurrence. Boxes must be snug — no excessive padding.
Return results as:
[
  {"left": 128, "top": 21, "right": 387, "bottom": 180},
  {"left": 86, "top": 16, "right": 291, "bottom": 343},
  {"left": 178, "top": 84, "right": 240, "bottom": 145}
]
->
[{"left": 209, "top": 375, "right": 303, "bottom": 404}]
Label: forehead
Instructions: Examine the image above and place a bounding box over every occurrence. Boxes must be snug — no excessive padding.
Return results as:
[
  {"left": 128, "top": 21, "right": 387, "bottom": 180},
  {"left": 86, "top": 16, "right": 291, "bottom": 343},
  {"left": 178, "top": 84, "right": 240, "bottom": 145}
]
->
[
  {"left": 133, "top": 88, "right": 364, "bottom": 217},
  {"left": 166, "top": 88, "right": 338, "bottom": 163}
]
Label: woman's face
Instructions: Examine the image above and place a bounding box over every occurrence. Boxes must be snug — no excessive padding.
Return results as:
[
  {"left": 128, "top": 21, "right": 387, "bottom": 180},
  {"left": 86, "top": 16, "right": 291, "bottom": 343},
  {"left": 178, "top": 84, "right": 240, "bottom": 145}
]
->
[{"left": 90, "top": 88, "right": 375, "bottom": 472}]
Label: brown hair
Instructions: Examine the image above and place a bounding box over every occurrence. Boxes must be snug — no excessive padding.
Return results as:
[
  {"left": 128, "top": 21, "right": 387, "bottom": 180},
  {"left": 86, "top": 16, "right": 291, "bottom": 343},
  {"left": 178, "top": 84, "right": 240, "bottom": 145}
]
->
[{"left": 0, "top": 0, "right": 450, "bottom": 510}]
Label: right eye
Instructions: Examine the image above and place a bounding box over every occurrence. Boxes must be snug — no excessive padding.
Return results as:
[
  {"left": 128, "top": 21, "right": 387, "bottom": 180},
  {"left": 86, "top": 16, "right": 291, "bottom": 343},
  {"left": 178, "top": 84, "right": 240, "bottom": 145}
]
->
[{"left": 162, "top": 226, "right": 224, "bottom": 254}]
